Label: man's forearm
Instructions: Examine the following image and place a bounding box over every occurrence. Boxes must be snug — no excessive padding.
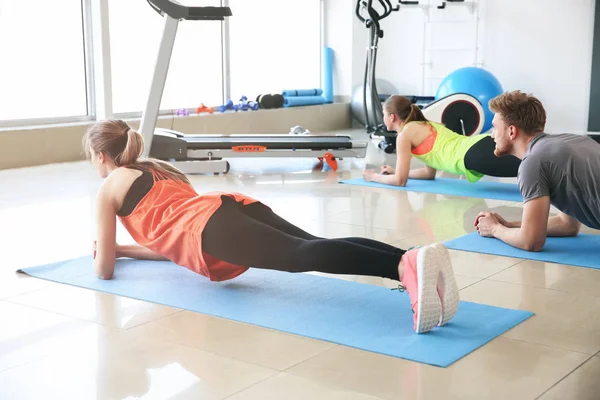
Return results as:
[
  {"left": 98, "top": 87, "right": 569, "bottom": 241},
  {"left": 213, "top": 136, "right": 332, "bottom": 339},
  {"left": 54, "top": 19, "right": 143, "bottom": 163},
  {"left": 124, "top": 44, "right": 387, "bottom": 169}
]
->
[
  {"left": 493, "top": 224, "right": 543, "bottom": 252},
  {"left": 505, "top": 215, "right": 580, "bottom": 237},
  {"left": 492, "top": 212, "right": 577, "bottom": 241},
  {"left": 546, "top": 215, "right": 580, "bottom": 236},
  {"left": 118, "top": 245, "right": 169, "bottom": 261}
]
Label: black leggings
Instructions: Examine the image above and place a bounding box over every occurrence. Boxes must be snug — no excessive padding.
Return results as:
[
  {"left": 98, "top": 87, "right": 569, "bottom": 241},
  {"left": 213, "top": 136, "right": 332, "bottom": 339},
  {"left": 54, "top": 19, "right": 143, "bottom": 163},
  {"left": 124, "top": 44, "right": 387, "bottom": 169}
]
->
[
  {"left": 202, "top": 196, "right": 405, "bottom": 280},
  {"left": 463, "top": 135, "right": 521, "bottom": 177}
]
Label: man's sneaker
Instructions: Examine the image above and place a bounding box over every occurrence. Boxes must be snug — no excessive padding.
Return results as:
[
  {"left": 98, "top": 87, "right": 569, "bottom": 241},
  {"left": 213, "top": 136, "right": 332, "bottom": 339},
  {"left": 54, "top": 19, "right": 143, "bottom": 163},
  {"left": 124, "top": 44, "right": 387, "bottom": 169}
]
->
[
  {"left": 399, "top": 244, "right": 443, "bottom": 333},
  {"left": 432, "top": 243, "right": 460, "bottom": 326}
]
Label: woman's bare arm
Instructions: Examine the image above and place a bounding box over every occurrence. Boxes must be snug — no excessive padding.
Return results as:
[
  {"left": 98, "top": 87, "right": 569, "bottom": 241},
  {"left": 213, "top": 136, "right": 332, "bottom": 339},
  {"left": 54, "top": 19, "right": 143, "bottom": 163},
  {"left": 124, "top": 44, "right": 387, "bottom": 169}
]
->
[{"left": 117, "top": 244, "right": 169, "bottom": 261}]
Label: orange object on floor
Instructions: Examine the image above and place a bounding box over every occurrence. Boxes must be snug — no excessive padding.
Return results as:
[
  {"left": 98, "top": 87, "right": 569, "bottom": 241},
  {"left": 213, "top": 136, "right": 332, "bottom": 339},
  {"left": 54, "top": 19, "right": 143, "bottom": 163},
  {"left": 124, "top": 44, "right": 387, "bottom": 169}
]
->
[{"left": 323, "top": 152, "right": 338, "bottom": 171}]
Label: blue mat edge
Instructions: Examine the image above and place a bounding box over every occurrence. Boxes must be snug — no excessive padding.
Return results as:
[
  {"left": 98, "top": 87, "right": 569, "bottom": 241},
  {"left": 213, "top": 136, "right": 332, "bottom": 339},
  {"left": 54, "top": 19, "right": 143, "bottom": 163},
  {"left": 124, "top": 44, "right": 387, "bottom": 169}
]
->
[
  {"left": 339, "top": 176, "right": 519, "bottom": 187},
  {"left": 442, "top": 232, "right": 600, "bottom": 270},
  {"left": 16, "top": 260, "right": 536, "bottom": 367},
  {"left": 443, "top": 234, "right": 523, "bottom": 261},
  {"left": 15, "top": 265, "right": 193, "bottom": 311},
  {"left": 339, "top": 177, "right": 522, "bottom": 202},
  {"left": 443, "top": 309, "right": 535, "bottom": 366}
]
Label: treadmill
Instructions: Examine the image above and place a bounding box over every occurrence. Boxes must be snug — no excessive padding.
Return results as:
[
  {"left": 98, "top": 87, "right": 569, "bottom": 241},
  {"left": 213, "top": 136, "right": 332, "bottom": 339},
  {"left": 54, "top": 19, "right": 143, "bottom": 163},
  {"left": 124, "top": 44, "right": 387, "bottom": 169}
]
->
[{"left": 139, "top": 0, "right": 368, "bottom": 174}]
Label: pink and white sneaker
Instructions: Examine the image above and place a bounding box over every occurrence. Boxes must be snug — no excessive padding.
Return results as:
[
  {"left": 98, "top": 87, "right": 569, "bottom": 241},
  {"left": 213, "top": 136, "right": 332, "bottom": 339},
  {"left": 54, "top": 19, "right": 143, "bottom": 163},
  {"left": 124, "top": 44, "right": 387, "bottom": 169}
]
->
[
  {"left": 398, "top": 244, "right": 459, "bottom": 333},
  {"left": 433, "top": 243, "right": 459, "bottom": 326}
]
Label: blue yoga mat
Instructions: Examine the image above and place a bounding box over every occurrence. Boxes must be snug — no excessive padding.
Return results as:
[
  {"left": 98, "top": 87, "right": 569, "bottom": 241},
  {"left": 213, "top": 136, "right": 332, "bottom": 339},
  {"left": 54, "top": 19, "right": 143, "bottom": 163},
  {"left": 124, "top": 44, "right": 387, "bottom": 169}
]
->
[
  {"left": 323, "top": 46, "right": 334, "bottom": 103},
  {"left": 445, "top": 232, "right": 600, "bottom": 270},
  {"left": 283, "top": 95, "right": 326, "bottom": 107},
  {"left": 18, "top": 257, "right": 533, "bottom": 367},
  {"left": 281, "top": 89, "right": 323, "bottom": 97},
  {"left": 340, "top": 177, "right": 523, "bottom": 202}
]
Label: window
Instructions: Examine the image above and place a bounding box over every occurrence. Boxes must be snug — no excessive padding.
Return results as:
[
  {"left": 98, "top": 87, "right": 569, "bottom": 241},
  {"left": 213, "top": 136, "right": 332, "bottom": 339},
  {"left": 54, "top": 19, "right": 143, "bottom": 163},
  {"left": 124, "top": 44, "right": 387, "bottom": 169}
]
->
[
  {"left": 108, "top": 0, "right": 223, "bottom": 115},
  {"left": 0, "top": 0, "right": 324, "bottom": 127},
  {"left": 0, "top": 0, "right": 88, "bottom": 122},
  {"left": 228, "top": 0, "right": 322, "bottom": 101}
]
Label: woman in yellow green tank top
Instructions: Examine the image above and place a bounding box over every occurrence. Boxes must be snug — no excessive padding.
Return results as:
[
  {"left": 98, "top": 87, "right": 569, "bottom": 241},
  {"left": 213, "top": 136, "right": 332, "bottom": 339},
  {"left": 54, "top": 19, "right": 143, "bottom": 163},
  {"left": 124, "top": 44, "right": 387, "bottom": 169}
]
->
[{"left": 363, "top": 95, "right": 521, "bottom": 186}]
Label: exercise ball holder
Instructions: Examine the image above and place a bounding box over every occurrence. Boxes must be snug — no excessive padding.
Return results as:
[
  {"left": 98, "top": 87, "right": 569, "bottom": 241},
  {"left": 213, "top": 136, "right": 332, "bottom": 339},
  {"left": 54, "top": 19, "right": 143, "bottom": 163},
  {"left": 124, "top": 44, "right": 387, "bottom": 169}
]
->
[
  {"left": 353, "top": 0, "right": 461, "bottom": 148},
  {"left": 355, "top": 0, "right": 402, "bottom": 140},
  {"left": 354, "top": 0, "right": 488, "bottom": 153}
]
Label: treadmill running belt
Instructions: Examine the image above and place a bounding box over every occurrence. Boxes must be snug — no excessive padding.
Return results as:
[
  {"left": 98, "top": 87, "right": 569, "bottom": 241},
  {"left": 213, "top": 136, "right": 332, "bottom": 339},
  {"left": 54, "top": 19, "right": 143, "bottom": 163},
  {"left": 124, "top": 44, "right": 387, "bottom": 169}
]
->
[{"left": 185, "top": 136, "right": 355, "bottom": 150}]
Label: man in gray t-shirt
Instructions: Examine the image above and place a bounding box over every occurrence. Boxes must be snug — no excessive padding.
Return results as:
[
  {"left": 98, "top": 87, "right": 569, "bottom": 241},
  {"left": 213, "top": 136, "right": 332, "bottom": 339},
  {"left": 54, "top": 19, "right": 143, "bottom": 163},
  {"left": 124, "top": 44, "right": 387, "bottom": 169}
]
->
[
  {"left": 475, "top": 90, "right": 598, "bottom": 251},
  {"left": 519, "top": 133, "right": 600, "bottom": 229}
]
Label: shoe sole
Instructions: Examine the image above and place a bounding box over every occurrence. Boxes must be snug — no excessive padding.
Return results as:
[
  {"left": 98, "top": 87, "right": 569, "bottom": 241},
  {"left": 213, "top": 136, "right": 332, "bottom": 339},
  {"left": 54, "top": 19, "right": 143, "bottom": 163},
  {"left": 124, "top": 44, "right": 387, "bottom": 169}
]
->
[
  {"left": 432, "top": 244, "right": 460, "bottom": 326},
  {"left": 415, "top": 245, "right": 443, "bottom": 334}
]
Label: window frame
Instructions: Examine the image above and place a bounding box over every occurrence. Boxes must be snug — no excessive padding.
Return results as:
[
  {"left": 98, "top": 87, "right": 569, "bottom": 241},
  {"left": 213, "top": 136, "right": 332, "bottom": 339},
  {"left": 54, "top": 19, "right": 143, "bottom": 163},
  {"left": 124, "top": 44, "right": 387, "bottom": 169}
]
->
[{"left": 0, "top": 0, "right": 96, "bottom": 129}]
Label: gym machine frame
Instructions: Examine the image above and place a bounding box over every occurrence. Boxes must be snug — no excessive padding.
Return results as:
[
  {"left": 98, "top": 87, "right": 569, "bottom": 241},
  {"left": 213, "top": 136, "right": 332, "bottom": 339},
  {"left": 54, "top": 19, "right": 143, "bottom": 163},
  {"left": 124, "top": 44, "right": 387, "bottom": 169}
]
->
[
  {"left": 355, "top": 0, "right": 478, "bottom": 153},
  {"left": 139, "top": 0, "right": 368, "bottom": 175}
]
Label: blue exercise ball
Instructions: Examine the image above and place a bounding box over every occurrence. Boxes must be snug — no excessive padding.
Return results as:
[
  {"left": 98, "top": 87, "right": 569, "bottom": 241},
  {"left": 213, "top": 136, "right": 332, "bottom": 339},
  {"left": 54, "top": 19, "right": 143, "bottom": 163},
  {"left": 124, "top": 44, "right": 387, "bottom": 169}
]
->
[{"left": 435, "top": 67, "right": 503, "bottom": 133}]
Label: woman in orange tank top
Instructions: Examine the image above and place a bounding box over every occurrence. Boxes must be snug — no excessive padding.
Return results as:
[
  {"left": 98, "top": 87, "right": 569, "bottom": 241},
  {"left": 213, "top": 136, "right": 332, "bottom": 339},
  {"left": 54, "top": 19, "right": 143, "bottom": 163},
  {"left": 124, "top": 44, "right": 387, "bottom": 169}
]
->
[{"left": 85, "top": 119, "right": 460, "bottom": 334}]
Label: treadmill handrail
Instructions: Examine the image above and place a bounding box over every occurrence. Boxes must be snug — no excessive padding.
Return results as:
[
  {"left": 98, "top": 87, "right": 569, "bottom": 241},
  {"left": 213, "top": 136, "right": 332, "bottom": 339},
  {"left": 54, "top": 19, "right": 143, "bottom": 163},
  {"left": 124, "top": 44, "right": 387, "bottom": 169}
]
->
[{"left": 146, "top": 0, "right": 232, "bottom": 21}]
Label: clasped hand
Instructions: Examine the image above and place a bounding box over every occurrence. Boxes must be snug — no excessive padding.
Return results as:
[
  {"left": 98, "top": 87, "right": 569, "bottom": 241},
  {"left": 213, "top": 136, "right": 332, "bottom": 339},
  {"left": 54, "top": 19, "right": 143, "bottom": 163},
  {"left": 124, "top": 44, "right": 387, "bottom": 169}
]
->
[{"left": 474, "top": 211, "right": 512, "bottom": 237}]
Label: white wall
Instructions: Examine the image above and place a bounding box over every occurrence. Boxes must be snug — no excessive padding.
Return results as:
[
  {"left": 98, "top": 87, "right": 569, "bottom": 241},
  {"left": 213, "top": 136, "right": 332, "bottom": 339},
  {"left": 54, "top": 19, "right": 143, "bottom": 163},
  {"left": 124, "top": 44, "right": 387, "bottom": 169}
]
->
[
  {"left": 323, "top": 0, "right": 355, "bottom": 100},
  {"left": 375, "top": 6, "right": 428, "bottom": 96},
  {"left": 483, "top": 0, "right": 595, "bottom": 134},
  {"left": 324, "top": 0, "right": 596, "bottom": 134},
  {"left": 322, "top": 0, "right": 382, "bottom": 100}
]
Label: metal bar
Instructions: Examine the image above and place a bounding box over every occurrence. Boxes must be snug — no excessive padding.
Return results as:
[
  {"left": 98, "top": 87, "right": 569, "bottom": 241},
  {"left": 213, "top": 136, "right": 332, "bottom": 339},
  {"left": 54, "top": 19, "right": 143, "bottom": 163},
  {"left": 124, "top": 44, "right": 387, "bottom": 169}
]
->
[
  {"left": 139, "top": 15, "right": 180, "bottom": 157},
  {"left": 90, "top": 0, "right": 113, "bottom": 119},
  {"left": 170, "top": 160, "right": 229, "bottom": 174},
  {"left": 81, "top": 0, "right": 96, "bottom": 119},
  {"left": 221, "top": 0, "right": 231, "bottom": 103},
  {"left": 0, "top": 115, "right": 94, "bottom": 129},
  {"left": 187, "top": 147, "right": 367, "bottom": 159}
]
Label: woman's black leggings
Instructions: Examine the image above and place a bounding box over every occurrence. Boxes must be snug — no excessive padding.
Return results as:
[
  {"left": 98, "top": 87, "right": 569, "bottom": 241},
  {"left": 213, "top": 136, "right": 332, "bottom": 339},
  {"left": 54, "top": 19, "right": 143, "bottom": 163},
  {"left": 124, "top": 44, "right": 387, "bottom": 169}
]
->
[
  {"left": 463, "top": 135, "right": 521, "bottom": 177},
  {"left": 202, "top": 196, "right": 405, "bottom": 280}
]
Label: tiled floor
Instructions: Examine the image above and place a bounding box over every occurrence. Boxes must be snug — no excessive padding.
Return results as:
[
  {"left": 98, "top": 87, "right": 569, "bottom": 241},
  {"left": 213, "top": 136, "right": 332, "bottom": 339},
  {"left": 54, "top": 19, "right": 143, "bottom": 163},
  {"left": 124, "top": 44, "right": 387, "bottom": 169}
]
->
[{"left": 0, "top": 131, "right": 598, "bottom": 399}]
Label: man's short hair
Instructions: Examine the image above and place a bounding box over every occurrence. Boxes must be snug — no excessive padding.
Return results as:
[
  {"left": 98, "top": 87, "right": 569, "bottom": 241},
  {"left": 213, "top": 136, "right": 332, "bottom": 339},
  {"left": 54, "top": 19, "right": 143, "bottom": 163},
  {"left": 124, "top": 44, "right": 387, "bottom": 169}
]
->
[{"left": 489, "top": 90, "right": 547, "bottom": 134}]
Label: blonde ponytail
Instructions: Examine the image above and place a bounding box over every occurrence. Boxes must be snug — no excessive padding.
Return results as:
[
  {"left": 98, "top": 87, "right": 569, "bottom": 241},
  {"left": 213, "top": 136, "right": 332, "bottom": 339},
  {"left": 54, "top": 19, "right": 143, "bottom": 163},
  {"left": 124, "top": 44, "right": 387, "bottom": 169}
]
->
[
  {"left": 83, "top": 119, "right": 191, "bottom": 185},
  {"left": 115, "top": 128, "right": 144, "bottom": 167}
]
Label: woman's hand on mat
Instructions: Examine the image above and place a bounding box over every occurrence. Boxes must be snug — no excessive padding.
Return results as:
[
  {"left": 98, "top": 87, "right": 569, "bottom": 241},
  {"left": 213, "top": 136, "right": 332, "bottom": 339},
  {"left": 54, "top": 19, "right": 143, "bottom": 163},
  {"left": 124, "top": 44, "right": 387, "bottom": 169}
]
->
[
  {"left": 363, "top": 169, "right": 377, "bottom": 181},
  {"left": 475, "top": 212, "right": 500, "bottom": 237},
  {"left": 380, "top": 165, "right": 395, "bottom": 175}
]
